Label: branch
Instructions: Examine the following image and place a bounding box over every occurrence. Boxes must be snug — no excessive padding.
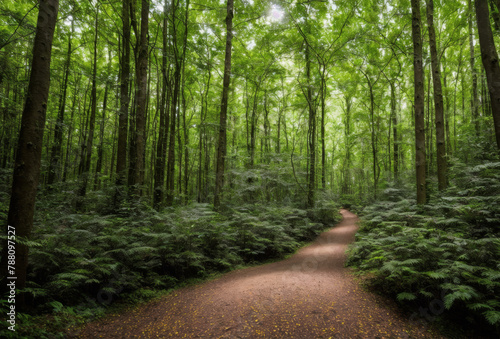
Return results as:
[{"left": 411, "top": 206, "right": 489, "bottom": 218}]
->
[{"left": 0, "top": 4, "right": 37, "bottom": 50}]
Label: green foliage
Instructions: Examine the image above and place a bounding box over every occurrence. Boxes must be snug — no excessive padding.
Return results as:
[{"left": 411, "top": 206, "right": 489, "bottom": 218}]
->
[
  {"left": 347, "top": 160, "right": 500, "bottom": 334},
  {"left": 0, "top": 187, "right": 340, "bottom": 337}
]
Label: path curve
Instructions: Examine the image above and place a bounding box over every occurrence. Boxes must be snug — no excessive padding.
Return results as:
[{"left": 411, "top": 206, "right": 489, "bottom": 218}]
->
[{"left": 77, "top": 210, "right": 438, "bottom": 338}]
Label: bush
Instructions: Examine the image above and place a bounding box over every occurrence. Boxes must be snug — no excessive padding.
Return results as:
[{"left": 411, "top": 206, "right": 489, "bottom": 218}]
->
[
  {"left": 346, "top": 160, "right": 500, "bottom": 335},
  {"left": 0, "top": 193, "right": 341, "bottom": 338}
]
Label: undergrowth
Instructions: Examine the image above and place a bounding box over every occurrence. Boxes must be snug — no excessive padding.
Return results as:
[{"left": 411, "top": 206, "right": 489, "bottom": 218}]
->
[
  {"left": 347, "top": 161, "right": 500, "bottom": 336},
  {"left": 0, "top": 177, "right": 340, "bottom": 338}
]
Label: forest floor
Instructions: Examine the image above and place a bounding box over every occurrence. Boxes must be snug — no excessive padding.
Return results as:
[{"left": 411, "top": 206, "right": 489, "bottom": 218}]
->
[{"left": 74, "top": 210, "right": 442, "bottom": 338}]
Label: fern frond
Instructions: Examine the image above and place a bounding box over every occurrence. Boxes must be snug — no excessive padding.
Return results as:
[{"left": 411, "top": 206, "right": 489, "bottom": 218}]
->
[{"left": 397, "top": 292, "right": 416, "bottom": 301}]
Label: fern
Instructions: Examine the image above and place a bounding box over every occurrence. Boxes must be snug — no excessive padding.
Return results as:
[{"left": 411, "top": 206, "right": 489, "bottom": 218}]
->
[
  {"left": 484, "top": 311, "right": 500, "bottom": 325},
  {"left": 397, "top": 292, "right": 417, "bottom": 301},
  {"left": 347, "top": 159, "right": 500, "bottom": 334}
]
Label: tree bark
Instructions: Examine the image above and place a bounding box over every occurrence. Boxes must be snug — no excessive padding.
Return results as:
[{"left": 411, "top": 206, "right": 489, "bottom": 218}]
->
[
  {"left": 166, "top": 0, "right": 180, "bottom": 207},
  {"left": 182, "top": 75, "right": 189, "bottom": 203},
  {"left": 390, "top": 82, "right": 399, "bottom": 178},
  {"left": 94, "top": 82, "right": 108, "bottom": 190},
  {"left": 470, "top": 0, "right": 481, "bottom": 136},
  {"left": 342, "top": 94, "right": 352, "bottom": 195},
  {"left": 475, "top": 0, "right": 500, "bottom": 149},
  {"left": 197, "top": 59, "right": 210, "bottom": 203},
  {"left": 48, "top": 24, "right": 72, "bottom": 188},
  {"left": 411, "top": 0, "right": 427, "bottom": 204},
  {"left": 263, "top": 90, "right": 270, "bottom": 161},
  {"left": 76, "top": 7, "right": 99, "bottom": 210},
  {"left": 320, "top": 67, "right": 326, "bottom": 190},
  {"left": 367, "top": 77, "right": 378, "bottom": 196},
  {"left": 426, "top": 0, "right": 447, "bottom": 190},
  {"left": 166, "top": 0, "right": 189, "bottom": 206},
  {"left": 133, "top": 0, "right": 149, "bottom": 193},
  {"left": 306, "top": 44, "right": 316, "bottom": 208},
  {"left": 214, "top": 0, "right": 233, "bottom": 210},
  {"left": 62, "top": 75, "right": 80, "bottom": 182},
  {"left": 249, "top": 82, "right": 260, "bottom": 168},
  {"left": 128, "top": 95, "right": 137, "bottom": 188},
  {"left": 0, "top": 0, "right": 59, "bottom": 303},
  {"left": 153, "top": 4, "right": 169, "bottom": 210},
  {"left": 116, "top": 0, "right": 131, "bottom": 191}
]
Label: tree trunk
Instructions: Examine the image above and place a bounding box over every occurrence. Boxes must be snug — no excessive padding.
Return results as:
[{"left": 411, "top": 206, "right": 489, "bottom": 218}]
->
[
  {"left": 48, "top": 24, "right": 72, "bottom": 188},
  {"left": 0, "top": 0, "right": 59, "bottom": 304},
  {"left": 183, "top": 77, "right": 189, "bottom": 203},
  {"left": 443, "top": 72, "right": 452, "bottom": 156},
  {"left": 320, "top": 68, "right": 326, "bottom": 190},
  {"left": 342, "top": 94, "right": 352, "bottom": 195},
  {"left": 249, "top": 82, "right": 259, "bottom": 168},
  {"left": 133, "top": 0, "right": 149, "bottom": 193},
  {"left": 166, "top": 0, "right": 189, "bottom": 206},
  {"left": 475, "top": 0, "right": 500, "bottom": 149},
  {"left": 116, "top": 0, "right": 131, "bottom": 192},
  {"left": 245, "top": 80, "right": 250, "bottom": 154},
  {"left": 197, "top": 57, "right": 210, "bottom": 203},
  {"left": 214, "top": 0, "right": 233, "bottom": 210},
  {"left": 127, "top": 4, "right": 138, "bottom": 189},
  {"left": 109, "top": 99, "right": 118, "bottom": 183},
  {"left": 62, "top": 75, "right": 80, "bottom": 182},
  {"left": 306, "top": 44, "right": 316, "bottom": 208},
  {"left": 0, "top": 82, "right": 11, "bottom": 169},
  {"left": 470, "top": 0, "right": 481, "bottom": 137},
  {"left": 77, "top": 83, "right": 90, "bottom": 178},
  {"left": 128, "top": 96, "right": 137, "bottom": 188},
  {"left": 426, "top": 0, "right": 447, "bottom": 190},
  {"left": 153, "top": 5, "right": 169, "bottom": 210},
  {"left": 411, "top": 0, "right": 427, "bottom": 204},
  {"left": 366, "top": 76, "right": 378, "bottom": 196},
  {"left": 426, "top": 67, "right": 432, "bottom": 175},
  {"left": 166, "top": 1, "right": 179, "bottom": 207},
  {"left": 263, "top": 90, "right": 270, "bottom": 161},
  {"left": 94, "top": 82, "right": 108, "bottom": 190},
  {"left": 390, "top": 82, "right": 399, "bottom": 178},
  {"left": 76, "top": 7, "right": 99, "bottom": 210},
  {"left": 177, "top": 73, "right": 183, "bottom": 195}
]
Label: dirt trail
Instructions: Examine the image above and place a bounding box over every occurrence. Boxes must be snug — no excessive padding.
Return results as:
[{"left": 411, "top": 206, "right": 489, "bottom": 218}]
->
[{"left": 77, "top": 210, "right": 438, "bottom": 338}]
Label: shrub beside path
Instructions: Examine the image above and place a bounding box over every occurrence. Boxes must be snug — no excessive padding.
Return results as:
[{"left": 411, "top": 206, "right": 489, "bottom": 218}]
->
[{"left": 77, "top": 209, "right": 440, "bottom": 338}]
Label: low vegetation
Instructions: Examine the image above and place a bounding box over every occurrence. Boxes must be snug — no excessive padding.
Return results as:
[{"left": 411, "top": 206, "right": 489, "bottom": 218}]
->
[
  {"left": 347, "top": 160, "right": 500, "bottom": 337},
  {"left": 0, "top": 167, "right": 340, "bottom": 338}
]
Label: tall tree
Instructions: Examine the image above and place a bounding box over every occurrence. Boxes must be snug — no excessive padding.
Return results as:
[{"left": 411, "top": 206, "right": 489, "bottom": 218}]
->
[
  {"left": 387, "top": 79, "right": 399, "bottom": 179},
  {"left": 214, "top": 0, "right": 234, "bottom": 210},
  {"left": 359, "top": 69, "right": 380, "bottom": 197},
  {"left": 475, "top": 0, "right": 500, "bottom": 149},
  {"left": 0, "top": 0, "right": 59, "bottom": 301},
  {"left": 153, "top": 1, "right": 170, "bottom": 210},
  {"left": 306, "top": 43, "right": 316, "bottom": 208},
  {"left": 166, "top": 0, "right": 189, "bottom": 206},
  {"left": 76, "top": 6, "right": 99, "bottom": 210},
  {"left": 116, "top": 0, "right": 131, "bottom": 190},
  {"left": 166, "top": 0, "right": 181, "bottom": 206},
  {"left": 426, "top": 0, "right": 447, "bottom": 190},
  {"left": 47, "top": 19, "right": 72, "bottom": 188},
  {"left": 469, "top": 0, "right": 481, "bottom": 137},
  {"left": 411, "top": 0, "right": 427, "bottom": 204},
  {"left": 134, "top": 0, "right": 150, "bottom": 192},
  {"left": 94, "top": 81, "right": 109, "bottom": 190}
]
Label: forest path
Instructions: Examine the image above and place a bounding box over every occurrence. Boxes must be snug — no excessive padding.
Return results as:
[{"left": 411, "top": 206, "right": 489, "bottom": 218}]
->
[{"left": 77, "top": 210, "right": 439, "bottom": 338}]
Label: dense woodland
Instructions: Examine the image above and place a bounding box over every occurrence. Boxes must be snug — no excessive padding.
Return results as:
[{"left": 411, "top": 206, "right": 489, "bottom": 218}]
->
[{"left": 0, "top": 0, "right": 500, "bottom": 337}]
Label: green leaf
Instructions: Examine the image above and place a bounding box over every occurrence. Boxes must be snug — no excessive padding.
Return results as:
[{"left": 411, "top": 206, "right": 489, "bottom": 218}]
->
[
  {"left": 484, "top": 311, "right": 500, "bottom": 325},
  {"left": 397, "top": 292, "right": 416, "bottom": 301}
]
